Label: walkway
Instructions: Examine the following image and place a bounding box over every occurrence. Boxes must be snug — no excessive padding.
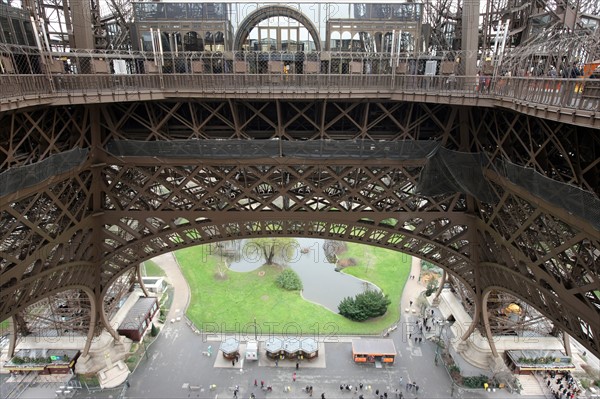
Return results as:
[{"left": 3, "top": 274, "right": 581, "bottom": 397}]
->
[{"left": 151, "top": 252, "right": 191, "bottom": 323}]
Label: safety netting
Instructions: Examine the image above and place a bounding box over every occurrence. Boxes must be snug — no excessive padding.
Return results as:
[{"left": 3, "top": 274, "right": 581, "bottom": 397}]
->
[
  {"left": 495, "top": 159, "right": 600, "bottom": 231},
  {"left": 106, "top": 139, "right": 440, "bottom": 160},
  {"left": 417, "top": 147, "right": 498, "bottom": 203},
  {"left": 0, "top": 148, "right": 88, "bottom": 197},
  {"left": 4, "top": 139, "right": 596, "bottom": 231}
]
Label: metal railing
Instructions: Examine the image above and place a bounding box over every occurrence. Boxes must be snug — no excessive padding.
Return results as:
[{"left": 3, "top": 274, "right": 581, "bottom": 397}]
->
[{"left": 1, "top": 48, "right": 598, "bottom": 113}]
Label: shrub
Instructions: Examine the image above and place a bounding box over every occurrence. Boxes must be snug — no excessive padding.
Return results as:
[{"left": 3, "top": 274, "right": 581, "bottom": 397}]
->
[
  {"left": 449, "top": 364, "right": 461, "bottom": 374},
  {"left": 151, "top": 323, "right": 159, "bottom": 337},
  {"left": 338, "top": 296, "right": 368, "bottom": 321},
  {"left": 338, "top": 289, "right": 391, "bottom": 321},
  {"left": 275, "top": 269, "right": 303, "bottom": 291},
  {"left": 425, "top": 280, "right": 439, "bottom": 297},
  {"left": 463, "top": 375, "right": 489, "bottom": 388}
]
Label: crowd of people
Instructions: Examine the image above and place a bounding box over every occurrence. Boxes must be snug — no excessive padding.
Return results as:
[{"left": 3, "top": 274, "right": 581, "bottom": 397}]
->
[
  {"left": 238, "top": 378, "right": 421, "bottom": 399},
  {"left": 544, "top": 371, "right": 584, "bottom": 399}
]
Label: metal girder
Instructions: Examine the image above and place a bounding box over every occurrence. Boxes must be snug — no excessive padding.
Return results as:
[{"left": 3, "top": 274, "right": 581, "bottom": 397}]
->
[{"left": 1, "top": 99, "right": 599, "bottom": 357}]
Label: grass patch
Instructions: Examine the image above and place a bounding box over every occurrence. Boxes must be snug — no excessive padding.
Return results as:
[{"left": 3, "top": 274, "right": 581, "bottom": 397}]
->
[
  {"left": 338, "top": 244, "right": 412, "bottom": 327},
  {"left": 0, "top": 319, "right": 9, "bottom": 332},
  {"left": 177, "top": 242, "right": 410, "bottom": 335},
  {"left": 142, "top": 260, "right": 166, "bottom": 277}
]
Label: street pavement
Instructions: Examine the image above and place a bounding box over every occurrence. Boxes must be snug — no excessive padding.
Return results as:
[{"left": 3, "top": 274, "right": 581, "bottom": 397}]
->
[{"left": 72, "top": 254, "right": 551, "bottom": 399}]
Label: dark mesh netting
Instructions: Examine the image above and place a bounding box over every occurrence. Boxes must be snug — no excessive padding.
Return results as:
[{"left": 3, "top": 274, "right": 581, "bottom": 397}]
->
[
  {"left": 107, "top": 139, "right": 281, "bottom": 158},
  {"left": 417, "top": 147, "right": 498, "bottom": 203},
  {"left": 496, "top": 160, "right": 600, "bottom": 230},
  {"left": 107, "top": 139, "right": 440, "bottom": 160},
  {"left": 0, "top": 148, "right": 88, "bottom": 197},
  {"left": 107, "top": 139, "right": 599, "bottom": 228}
]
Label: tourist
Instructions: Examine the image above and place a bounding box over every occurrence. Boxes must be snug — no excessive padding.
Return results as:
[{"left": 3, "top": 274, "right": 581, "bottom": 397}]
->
[
  {"left": 293, "top": 372, "right": 296, "bottom": 382},
  {"left": 321, "top": 393, "right": 326, "bottom": 399}
]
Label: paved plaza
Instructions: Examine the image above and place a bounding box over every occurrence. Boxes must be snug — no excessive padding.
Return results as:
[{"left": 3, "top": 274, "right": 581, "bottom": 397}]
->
[
  {"left": 6, "top": 253, "right": 592, "bottom": 399},
  {"left": 88, "top": 254, "right": 535, "bottom": 399}
]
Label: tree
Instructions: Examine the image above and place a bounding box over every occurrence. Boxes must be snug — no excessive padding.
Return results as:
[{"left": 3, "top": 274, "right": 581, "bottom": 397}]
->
[
  {"left": 338, "top": 296, "right": 368, "bottom": 321},
  {"left": 150, "top": 323, "right": 159, "bottom": 337},
  {"left": 338, "top": 289, "right": 391, "bottom": 321},
  {"left": 357, "top": 290, "right": 391, "bottom": 318},
  {"left": 244, "top": 237, "right": 298, "bottom": 265}
]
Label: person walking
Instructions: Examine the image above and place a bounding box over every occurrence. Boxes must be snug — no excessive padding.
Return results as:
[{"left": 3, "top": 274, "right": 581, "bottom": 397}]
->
[
  {"left": 296, "top": 361, "right": 299, "bottom": 370},
  {"left": 293, "top": 372, "right": 296, "bottom": 382},
  {"left": 321, "top": 393, "right": 326, "bottom": 399}
]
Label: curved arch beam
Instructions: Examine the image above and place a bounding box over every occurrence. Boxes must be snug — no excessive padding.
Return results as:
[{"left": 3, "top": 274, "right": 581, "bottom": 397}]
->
[
  {"left": 7, "top": 316, "right": 17, "bottom": 358},
  {"left": 137, "top": 263, "right": 151, "bottom": 298},
  {"left": 81, "top": 286, "right": 98, "bottom": 356},
  {"left": 0, "top": 262, "right": 97, "bottom": 320},
  {"left": 481, "top": 277, "right": 599, "bottom": 359},
  {"left": 460, "top": 291, "right": 480, "bottom": 342},
  {"left": 432, "top": 269, "right": 447, "bottom": 303},
  {"left": 99, "top": 293, "right": 121, "bottom": 342},
  {"left": 479, "top": 261, "right": 599, "bottom": 348},
  {"left": 99, "top": 215, "right": 475, "bottom": 297},
  {"left": 233, "top": 5, "right": 322, "bottom": 52},
  {"left": 481, "top": 288, "right": 500, "bottom": 358}
]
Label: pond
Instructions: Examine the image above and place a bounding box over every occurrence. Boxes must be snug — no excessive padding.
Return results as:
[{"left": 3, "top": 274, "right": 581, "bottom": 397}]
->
[{"left": 227, "top": 238, "right": 378, "bottom": 312}]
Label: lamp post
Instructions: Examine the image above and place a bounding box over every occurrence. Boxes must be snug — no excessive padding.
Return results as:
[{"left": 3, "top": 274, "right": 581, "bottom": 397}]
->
[{"left": 254, "top": 316, "right": 257, "bottom": 340}]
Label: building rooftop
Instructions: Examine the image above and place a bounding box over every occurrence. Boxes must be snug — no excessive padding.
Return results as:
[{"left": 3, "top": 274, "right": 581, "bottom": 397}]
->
[{"left": 118, "top": 296, "right": 158, "bottom": 331}]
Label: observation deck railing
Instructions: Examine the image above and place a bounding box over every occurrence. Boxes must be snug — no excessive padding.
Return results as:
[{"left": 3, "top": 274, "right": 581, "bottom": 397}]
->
[{"left": 0, "top": 48, "right": 598, "bottom": 116}]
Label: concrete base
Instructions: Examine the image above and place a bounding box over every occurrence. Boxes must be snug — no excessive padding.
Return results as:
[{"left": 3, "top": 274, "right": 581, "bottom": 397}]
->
[
  {"left": 76, "top": 334, "right": 133, "bottom": 374},
  {"left": 98, "top": 360, "right": 130, "bottom": 389}
]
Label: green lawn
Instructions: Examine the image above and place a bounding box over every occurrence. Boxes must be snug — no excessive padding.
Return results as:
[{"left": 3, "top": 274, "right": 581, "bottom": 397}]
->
[
  {"left": 0, "top": 319, "right": 9, "bottom": 332},
  {"left": 176, "top": 242, "right": 411, "bottom": 335},
  {"left": 142, "top": 260, "right": 166, "bottom": 277}
]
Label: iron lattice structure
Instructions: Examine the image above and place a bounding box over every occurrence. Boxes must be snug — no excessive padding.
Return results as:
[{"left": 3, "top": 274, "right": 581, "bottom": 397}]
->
[{"left": 1, "top": 99, "right": 599, "bottom": 358}]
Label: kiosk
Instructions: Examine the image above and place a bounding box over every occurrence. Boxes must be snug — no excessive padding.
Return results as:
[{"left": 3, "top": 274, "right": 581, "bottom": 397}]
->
[{"left": 351, "top": 339, "right": 396, "bottom": 365}]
